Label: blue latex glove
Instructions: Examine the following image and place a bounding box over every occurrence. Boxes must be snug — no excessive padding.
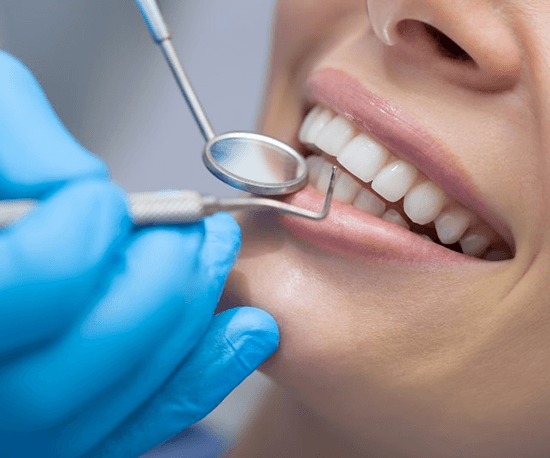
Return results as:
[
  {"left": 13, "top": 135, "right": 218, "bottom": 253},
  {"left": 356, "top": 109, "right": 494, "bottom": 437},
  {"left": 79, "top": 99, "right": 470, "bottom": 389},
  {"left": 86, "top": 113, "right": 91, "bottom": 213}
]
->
[{"left": 0, "top": 51, "right": 278, "bottom": 458}]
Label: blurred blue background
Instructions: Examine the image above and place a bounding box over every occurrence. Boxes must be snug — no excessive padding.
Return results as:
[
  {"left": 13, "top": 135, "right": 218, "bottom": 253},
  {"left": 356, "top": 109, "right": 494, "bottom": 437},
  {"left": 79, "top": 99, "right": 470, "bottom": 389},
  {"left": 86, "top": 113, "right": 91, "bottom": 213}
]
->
[{"left": 0, "top": 0, "right": 277, "bottom": 456}]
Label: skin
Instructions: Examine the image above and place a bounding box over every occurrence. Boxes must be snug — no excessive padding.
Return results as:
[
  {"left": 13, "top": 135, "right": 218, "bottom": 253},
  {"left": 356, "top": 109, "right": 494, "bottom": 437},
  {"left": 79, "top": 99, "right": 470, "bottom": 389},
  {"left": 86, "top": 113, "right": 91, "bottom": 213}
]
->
[{"left": 221, "top": 1, "right": 550, "bottom": 456}]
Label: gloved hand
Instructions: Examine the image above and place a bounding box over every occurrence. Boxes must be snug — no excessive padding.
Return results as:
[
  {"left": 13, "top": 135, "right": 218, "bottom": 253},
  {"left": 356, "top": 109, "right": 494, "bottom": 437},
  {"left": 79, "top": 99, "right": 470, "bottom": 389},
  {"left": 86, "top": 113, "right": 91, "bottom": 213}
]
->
[{"left": 0, "top": 51, "right": 278, "bottom": 458}]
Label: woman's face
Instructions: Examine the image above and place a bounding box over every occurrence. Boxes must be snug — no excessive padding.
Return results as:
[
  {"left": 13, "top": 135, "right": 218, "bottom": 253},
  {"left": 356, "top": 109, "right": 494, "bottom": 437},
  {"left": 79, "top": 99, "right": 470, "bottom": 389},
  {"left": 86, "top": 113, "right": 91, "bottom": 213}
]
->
[{"left": 223, "top": 0, "right": 550, "bottom": 455}]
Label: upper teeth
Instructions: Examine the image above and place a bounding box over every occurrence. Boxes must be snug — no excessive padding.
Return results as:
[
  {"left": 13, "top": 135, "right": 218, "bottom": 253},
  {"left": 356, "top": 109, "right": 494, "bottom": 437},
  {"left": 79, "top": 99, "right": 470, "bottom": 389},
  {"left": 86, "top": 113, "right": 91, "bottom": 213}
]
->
[{"left": 299, "top": 104, "right": 501, "bottom": 259}]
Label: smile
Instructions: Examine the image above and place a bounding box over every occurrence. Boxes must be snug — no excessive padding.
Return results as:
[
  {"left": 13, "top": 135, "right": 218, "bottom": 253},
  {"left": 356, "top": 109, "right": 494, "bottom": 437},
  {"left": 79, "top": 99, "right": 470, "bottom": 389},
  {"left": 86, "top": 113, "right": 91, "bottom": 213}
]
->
[
  {"left": 278, "top": 69, "right": 513, "bottom": 263},
  {"left": 299, "top": 104, "right": 511, "bottom": 261}
]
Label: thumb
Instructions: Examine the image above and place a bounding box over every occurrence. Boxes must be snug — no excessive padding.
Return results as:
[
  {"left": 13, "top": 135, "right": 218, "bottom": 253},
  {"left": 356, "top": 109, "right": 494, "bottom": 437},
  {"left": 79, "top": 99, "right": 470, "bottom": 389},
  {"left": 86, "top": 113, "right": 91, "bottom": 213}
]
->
[{"left": 86, "top": 307, "right": 279, "bottom": 458}]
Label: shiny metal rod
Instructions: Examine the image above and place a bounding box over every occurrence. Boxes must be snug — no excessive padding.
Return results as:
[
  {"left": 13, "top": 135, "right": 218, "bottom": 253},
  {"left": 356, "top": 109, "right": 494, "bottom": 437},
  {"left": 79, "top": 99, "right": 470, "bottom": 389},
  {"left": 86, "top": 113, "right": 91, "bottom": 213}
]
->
[
  {"left": 159, "top": 40, "right": 215, "bottom": 141},
  {"left": 0, "top": 168, "right": 337, "bottom": 229},
  {"left": 134, "top": 0, "right": 216, "bottom": 142}
]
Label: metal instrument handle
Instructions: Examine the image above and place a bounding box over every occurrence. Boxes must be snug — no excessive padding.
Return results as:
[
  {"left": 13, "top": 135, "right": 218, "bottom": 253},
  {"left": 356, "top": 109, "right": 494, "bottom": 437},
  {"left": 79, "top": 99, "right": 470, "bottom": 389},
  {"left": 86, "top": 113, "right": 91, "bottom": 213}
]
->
[
  {"left": 0, "top": 191, "right": 212, "bottom": 230},
  {"left": 134, "top": 0, "right": 216, "bottom": 141},
  {"left": 0, "top": 167, "right": 336, "bottom": 229}
]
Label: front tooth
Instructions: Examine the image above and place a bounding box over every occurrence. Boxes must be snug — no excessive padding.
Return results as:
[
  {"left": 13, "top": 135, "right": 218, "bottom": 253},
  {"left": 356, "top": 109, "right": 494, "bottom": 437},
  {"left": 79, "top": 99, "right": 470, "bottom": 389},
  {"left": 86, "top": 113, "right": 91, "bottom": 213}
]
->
[
  {"left": 403, "top": 181, "right": 446, "bottom": 225},
  {"left": 371, "top": 160, "right": 418, "bottom": 202},
  {"left": 434, "top": 208, "right": 471, "bottom": 244},
  {"left": 382, "top": 209, "right": 410, "bottom": 230},
  {"left": 333, "top": 171, "right": 362, "bottom": 204},
  {"left": 316, "top": 162, "right": 335, "bottom": 193},
  {"left": 306, "top": 155, "right": 324, "bottom": 186},
  {"left": 299, "top": 106, "right": 323, "bottom": 144},
  {"left": 352, "top": 189, "right": 386, "bottom": 216},
  {"left": 305, "top": 108, "right": 334, "bottom": 144},
  {"left": 337, "top": 134, "right": 390, "bottom": 183},
  {"left": 315, "top": 116, "right": 355, "bottom": 157}
]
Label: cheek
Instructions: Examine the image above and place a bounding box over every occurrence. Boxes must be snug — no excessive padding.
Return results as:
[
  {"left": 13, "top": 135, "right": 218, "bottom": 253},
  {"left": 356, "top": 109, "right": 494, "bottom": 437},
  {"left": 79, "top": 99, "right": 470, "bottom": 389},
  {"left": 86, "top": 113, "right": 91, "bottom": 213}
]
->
[{"left": 227, "top": 214, "right": 508, "bottom": 389}]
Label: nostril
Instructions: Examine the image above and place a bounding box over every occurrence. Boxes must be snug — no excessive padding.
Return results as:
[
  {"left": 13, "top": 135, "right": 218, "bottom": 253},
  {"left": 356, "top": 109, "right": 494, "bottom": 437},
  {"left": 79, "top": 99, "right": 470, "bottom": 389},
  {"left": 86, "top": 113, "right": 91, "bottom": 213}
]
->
[
  {"left": 422, "top": 23, "right": 472, "bottom": 63},
  {"left": 396, "top": 20, "right": 474, "bottom": 65}
]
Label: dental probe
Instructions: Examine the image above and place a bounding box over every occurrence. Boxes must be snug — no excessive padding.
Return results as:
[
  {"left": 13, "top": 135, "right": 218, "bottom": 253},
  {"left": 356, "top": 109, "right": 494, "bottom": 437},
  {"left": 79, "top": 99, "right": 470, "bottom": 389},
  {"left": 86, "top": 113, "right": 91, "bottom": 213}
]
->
[
  {"left": 0, "top": 166, "right": 337, "bottom": 230},
  {"left": 133, "top": 0, "right": 309, "bottom": 196}
]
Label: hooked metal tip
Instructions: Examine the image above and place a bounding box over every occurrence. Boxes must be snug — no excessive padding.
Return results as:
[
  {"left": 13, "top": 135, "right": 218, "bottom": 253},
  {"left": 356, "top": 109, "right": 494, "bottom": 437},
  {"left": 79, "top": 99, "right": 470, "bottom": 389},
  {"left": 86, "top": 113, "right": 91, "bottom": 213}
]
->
[
  {"left": 214, "top": 166, "right": 338, "bottom": 220},
  {"left": 316, "top": 165, "right": 337, "bottom": 219}
]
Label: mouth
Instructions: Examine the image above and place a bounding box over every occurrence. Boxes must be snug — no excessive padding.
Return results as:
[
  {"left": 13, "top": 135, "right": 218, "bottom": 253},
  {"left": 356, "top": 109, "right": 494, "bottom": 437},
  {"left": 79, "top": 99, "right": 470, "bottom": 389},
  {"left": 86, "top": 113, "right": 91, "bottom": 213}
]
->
[{"left": 280, "top": 69, "right": 513, "bottom": 263}]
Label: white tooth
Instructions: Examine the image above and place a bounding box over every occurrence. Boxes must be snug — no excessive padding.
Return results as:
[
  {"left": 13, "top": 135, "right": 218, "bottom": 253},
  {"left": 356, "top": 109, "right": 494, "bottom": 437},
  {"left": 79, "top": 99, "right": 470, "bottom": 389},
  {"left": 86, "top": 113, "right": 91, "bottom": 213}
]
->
[
  {"left": 434, "top": 208, "right": 472, "bottom": 244},
  {"left": 337, "top": 134, "right": 390, "bottom": 183},
  {"left": 460, "top": 233, "right": 489, "bottom": 256},
  {"left": 316, "top": 162, "right": 335, "bottom": 193},
  {"left": 403, "top": 181, "right": 446, "bottom": 225},
  {"left": 352, "top": 189, "right": 386, "bottom": 216},
  {"left": 314, "top": 116, "right": 355, "bottom": 157},
  {"left": 333, "top": 171, "right": 362, "bottom": 204},
  {"left": 299, "top": 105, "right": 323, "bottom": 144},
  {"left": 306, "top": 108, "right": 334, "bottom": 144},
  {"left": 459, "top": 226, "right": 496, "bottom": 257},
  {"left": 484, "top": 250, "right": 510, "bottom": 261},
  {"left": 371, "top": 160, "right": 418, "bottom": 202},
  {"left": 382, "top": 209, "right": 410, "bottom": 230},
  {"left": 306, "top": 155, "right": 324, "bottom": 186}
]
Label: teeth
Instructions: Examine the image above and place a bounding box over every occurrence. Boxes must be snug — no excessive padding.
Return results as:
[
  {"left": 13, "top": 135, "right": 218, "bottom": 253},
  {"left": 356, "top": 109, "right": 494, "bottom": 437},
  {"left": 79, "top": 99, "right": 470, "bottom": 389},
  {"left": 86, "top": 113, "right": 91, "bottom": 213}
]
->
[
  {"left": 316, "top": 162, "right": 336, "bottom": 193},
  {"left": 382, "top": 209, "right": 410, "bottom": 230},
  {"left": 300, "top": 104, "right": 508, "bottom": 260},
  {"left": 315, "top": 117, "right": 355, "bottom": 157},
  {"left": 460, "top": 233, "right": 490, "bottom": 256},
  {"left": 337, "top": 134, "right": 390, "bottom": 183},
  {"left": 298, "top": 105, "right": 323, "bottom": 144},
  {"left": 371, "top": 160, "right": 418, "bottom": 202},
  {"left": 434, "top": 208, "right": 472, "bottom": 244},
  {"left": 352, "top": 188, "right": 386, "bottom": 216},
  {"left": 403, "top": 181, "right": 446, "bottom": 225},
  {"left": 459, "top": 226, "right": 496, "bottom": 256},
  {"left": 303, "top": 108, "right": 334, "bottom": 144},
  {"left": 333, "top": 171, "right": 362, "bottom": 204},
  {"left": 305, "top": 154, "right": 325, "bottom": 185}
]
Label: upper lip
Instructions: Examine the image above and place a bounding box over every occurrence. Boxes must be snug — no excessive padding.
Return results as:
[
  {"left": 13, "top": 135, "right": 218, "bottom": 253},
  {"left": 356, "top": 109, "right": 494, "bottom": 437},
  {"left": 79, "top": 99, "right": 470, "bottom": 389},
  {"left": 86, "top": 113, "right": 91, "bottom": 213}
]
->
[{"left": 303, "top": 67, "right": 514, "bottom": 249}]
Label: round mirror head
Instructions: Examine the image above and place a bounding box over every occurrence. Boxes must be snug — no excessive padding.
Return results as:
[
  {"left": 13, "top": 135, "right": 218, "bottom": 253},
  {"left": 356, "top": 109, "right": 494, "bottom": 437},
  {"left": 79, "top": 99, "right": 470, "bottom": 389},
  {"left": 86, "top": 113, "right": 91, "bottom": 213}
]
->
[{"left": 203, "top": 132, "right": 308, "bottom": 195}]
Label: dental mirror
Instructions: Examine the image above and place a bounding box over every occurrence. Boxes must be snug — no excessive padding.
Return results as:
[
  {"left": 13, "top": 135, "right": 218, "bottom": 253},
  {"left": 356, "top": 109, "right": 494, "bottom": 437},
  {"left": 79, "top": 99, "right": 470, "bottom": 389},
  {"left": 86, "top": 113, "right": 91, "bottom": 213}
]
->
[
  {"left": 135, "top": 0, "right": 308, "bottom": 196},
  {"left": 0, "top": 0, "right": 337, "bottom": 231}
]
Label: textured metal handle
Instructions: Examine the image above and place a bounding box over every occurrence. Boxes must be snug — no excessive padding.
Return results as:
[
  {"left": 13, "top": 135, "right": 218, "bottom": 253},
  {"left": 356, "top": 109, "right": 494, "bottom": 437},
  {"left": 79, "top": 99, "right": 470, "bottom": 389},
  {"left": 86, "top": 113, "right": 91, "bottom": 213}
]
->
[
  {"left": 129, "top": 191, "right": 207, "bottom": 224},
  {"left": 0, "top": 191, "right": 209, "bottom": 230}
]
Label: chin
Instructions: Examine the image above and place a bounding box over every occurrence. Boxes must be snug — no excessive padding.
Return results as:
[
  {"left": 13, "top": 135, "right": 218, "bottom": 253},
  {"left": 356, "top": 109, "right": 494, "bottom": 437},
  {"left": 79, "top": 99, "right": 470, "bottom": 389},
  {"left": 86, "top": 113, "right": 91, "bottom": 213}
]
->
[{"left": 220, "top": 1, "right": 550, "bottom": 456}]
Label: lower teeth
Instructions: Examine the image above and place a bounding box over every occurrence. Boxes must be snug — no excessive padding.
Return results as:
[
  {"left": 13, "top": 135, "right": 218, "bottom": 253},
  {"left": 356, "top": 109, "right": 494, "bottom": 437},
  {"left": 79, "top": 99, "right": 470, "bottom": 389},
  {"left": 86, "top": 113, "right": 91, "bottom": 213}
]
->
[{"left": 306, "top": 154, "right": 512, "bottom": 261}]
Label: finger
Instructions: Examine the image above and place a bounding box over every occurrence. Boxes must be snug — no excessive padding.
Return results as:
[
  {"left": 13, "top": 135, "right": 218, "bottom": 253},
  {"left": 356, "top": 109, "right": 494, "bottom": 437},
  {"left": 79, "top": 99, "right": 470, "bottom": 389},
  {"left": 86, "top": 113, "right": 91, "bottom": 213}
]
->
[
  {"left": 0, "top": 51, "right": 107, "bottom": 199},
  {"left": 86, "top": 307, "right": 279, "bottom": 458},
  {"left": 0, "top": 213, "right": 241, "bottom": 455},
  {"left": 0, "top": 179, "right": 130, "bottom": 356}
]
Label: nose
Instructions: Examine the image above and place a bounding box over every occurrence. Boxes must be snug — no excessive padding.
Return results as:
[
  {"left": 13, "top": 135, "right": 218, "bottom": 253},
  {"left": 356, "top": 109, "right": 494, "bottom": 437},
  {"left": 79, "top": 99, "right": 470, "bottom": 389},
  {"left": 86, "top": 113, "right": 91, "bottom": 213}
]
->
[{"left": 365, "top": 0, "right": 522, "bottom": 89}]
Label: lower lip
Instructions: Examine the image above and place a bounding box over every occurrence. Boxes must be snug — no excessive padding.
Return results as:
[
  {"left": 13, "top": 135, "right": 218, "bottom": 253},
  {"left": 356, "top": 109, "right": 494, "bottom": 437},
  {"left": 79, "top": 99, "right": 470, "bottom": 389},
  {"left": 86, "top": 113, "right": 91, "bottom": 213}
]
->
[{"left": 280, "top": 185, "right": 485, "bottom": 265}]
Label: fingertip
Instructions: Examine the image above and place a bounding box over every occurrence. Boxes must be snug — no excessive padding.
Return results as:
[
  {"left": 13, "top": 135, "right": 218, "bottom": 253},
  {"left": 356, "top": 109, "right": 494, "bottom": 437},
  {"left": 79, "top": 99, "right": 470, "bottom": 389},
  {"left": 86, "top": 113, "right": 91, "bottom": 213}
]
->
[{"left": 222, "top": 307, "right": 280, "bottom": 368}]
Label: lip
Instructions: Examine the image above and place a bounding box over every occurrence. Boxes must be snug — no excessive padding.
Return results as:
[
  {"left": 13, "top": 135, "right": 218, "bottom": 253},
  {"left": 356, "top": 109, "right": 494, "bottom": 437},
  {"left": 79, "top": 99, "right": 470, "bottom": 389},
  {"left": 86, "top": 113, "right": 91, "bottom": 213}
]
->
[
  {"left": 282, "top": 185, "right": 485, "bottom": 264},
  {"left": 300, "top": 68, "right": 513, "bottom": 249},
  {"left": 274, "top": 67, "right": 514, "bottom": 264}
]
